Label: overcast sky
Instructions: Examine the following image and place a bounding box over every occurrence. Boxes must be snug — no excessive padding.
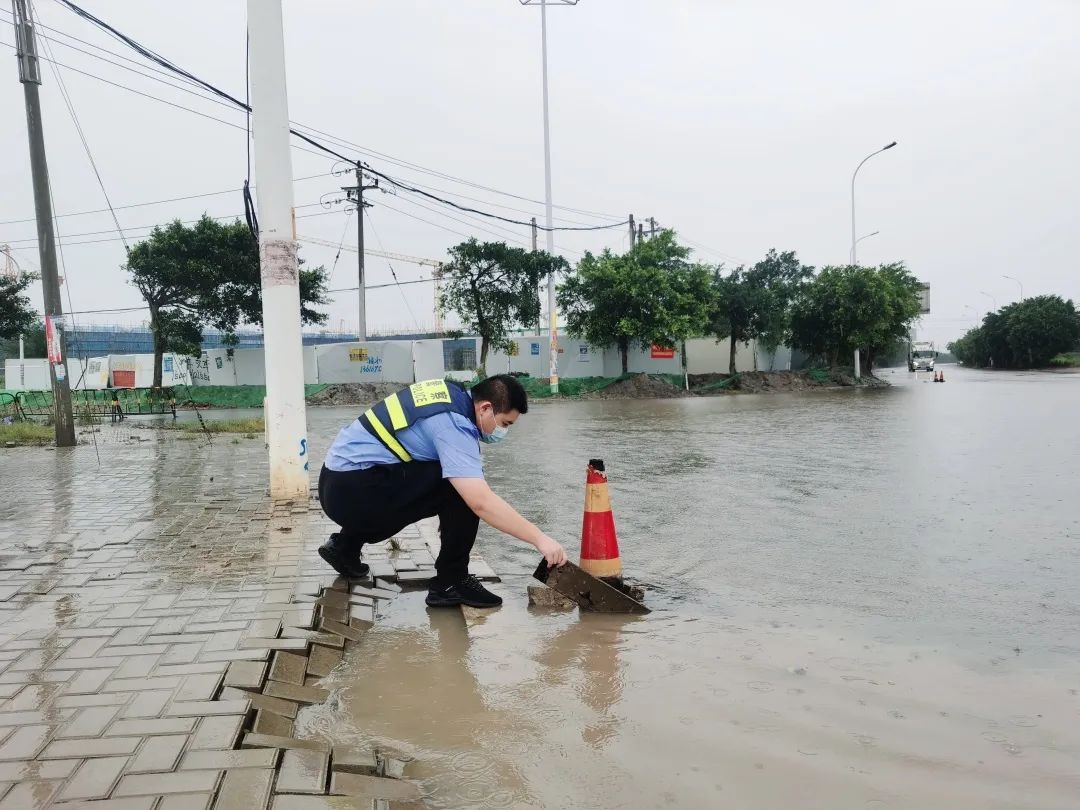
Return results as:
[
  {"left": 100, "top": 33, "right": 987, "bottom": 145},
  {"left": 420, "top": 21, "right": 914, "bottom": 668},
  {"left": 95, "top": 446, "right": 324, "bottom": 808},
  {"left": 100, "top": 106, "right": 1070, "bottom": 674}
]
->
[{"left": 2, "top": 0, "right": 1077, "bottom": 347}]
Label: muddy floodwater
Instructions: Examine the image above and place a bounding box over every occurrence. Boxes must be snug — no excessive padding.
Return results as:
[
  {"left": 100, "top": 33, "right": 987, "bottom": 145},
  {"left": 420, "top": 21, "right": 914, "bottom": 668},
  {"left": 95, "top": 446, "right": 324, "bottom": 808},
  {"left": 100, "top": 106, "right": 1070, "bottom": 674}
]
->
[{"left": 299, "top": 367, "right": 1080, "bottom": 809}]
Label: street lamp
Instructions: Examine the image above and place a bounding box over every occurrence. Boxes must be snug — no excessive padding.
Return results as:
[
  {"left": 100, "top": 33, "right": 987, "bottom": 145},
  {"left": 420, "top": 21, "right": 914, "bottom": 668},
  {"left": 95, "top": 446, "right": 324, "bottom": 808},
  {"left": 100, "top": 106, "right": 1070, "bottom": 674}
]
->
[
  {"left": 855, "top": 230, "right": 880, "bottom": 250},
  {"left": 979, "top": 291, "right": 997, "bottom": 312},
  {"left": 1003, "top": 274, "right": 1023, "bottom": 301},
  {"left": 849, "top": 141, "right": 896, "bottom": 378},
  {"left": 850, "top": 142, "right": 896, "bottom": 265},
  {"left": 520, "top": 0, "right": 579, "bottom": 394}
]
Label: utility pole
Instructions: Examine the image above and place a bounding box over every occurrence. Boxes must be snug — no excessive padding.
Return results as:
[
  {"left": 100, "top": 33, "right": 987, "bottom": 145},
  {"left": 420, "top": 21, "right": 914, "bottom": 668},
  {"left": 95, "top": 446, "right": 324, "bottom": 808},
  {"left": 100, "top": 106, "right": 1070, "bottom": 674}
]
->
[
  {"left": 638, "top": 222, "right": 644, "bottom": 244},
  {"left": 12, "top": 0, "right": 74, "bottom": 446},
  {"left": 531, "top": 217, "right": 541, "bottom": 336},
  {"left": 343, "top": 167, "right": 378, "bottom": 341},
  {"left": 247, "top": 0, "right": 308, "bottom": 498},
  {"left": 647, "top": 217, "right": 658, "bottom": 239},
  {"left": 629, "top": 214, "right": 636, "bottom": 248}
]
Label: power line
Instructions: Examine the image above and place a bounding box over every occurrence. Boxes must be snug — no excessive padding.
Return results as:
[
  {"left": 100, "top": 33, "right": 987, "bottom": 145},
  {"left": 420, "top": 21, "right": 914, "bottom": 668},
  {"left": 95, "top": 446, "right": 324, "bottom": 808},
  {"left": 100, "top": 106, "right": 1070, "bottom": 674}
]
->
[{"left": 364, "top": 207, "right": 421, "bottom": 331}]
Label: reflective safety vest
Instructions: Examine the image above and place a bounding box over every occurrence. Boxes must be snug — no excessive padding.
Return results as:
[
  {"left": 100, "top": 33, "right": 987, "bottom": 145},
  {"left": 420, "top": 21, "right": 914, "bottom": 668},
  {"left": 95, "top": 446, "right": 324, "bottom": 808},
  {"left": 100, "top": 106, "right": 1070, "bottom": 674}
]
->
[{"left": 358, "top": 379, "right": 475, "bottom": 463}]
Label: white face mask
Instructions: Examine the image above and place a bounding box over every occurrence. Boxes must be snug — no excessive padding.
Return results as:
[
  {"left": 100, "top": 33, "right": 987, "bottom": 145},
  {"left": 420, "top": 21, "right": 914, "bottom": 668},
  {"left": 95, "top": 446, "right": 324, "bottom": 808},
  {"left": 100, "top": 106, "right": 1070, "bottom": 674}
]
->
[{"left": 479, "top": 407, "right": 510, "bottom": 444}]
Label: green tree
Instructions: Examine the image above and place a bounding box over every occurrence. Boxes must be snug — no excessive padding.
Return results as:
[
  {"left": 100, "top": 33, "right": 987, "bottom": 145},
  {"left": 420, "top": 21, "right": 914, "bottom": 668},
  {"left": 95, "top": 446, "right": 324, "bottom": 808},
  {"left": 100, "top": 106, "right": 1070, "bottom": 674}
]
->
[
  {"left": 0, "top": 272, "right": 38, "bottom": 341},
  {"left": 952, "top": 296, "right": 1080, "bottom": 368},
  {"left": 438, "top": 238, "right": 569, "bottom": 372},
  {"left": 789, "top": 263, "right": 922, "bottom": 372},
  {"left": 558, "top": 230, "right": 713, "bottom": 374},
  {"left": 126, "top": 216, "right": 329, "bottom": 387},
  {"left": 709, "top": 249, "right": 812, "bottom": 374}
]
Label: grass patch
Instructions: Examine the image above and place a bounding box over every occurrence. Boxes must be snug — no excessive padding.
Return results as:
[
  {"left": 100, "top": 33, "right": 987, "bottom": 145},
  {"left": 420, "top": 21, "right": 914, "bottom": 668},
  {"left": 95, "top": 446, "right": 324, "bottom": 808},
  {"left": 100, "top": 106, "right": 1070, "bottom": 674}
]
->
[
  {"left": 1049, "top": 352, "right": 1080, "bottom": 368},
  {"left": 162, "top": 417, "right": 265, "bottom": 434},
  {"left": 0, "top": 421, "right": 54, "bottom": 446}
]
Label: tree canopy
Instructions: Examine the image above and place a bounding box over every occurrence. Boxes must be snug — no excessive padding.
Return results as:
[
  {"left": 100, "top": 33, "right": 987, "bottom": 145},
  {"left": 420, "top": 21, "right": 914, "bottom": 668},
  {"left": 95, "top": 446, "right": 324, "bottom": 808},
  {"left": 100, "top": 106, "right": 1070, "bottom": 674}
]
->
[
  {"left": 0, "top": 272, "right": 38, "bottom": 342},
  {"left": 438, "top": 238, "right": 569, "bottom": 371},
  {"left": 789, "top": 263, "right": 923, "bottom": 372},
  {"left": 710, "top": 249, "right": 812, "bottom": 373},
  {"left": 557, "top": 230, "right": 712, "bottom": 374},
  {"left": 948, "top": 296, "right": 1080, "bottom": 368},
  {"left": 125, "top": 216, "right": 328, "bottom": 386}
]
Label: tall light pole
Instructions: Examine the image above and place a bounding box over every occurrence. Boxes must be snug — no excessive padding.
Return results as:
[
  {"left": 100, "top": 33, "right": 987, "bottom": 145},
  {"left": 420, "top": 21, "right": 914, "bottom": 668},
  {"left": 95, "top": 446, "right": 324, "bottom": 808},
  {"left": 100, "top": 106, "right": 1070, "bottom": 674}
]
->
[
  {"left": 1003, "top": 275, "right": 1023, "bottom": 301},
  {"left": 855, "top": 230, "right": 880, "bottom": 251},
  {"left": 980, "top": 291, "right": 997, "bottom": 312},
  {"left": 850, "top": 142, "right": 896, "bottom": 265},
  {"left": 849, "top": 141, "right": 897, "bottom": 378},
  {"left": 520, "top": 0, "right": 578, "bottom": 394},
  {"left": 964, "top": 304, "right": 981, "bottom": 320},
  {"left": 248, "top": 0, "right": 309, "bottom": 498}
]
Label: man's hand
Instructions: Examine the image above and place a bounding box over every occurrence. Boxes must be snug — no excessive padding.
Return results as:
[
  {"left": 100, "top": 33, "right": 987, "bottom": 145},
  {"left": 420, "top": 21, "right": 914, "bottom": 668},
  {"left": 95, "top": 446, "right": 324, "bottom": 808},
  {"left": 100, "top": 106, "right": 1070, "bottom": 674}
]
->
[{"left": 536, "top": 535, "right": 568, "bottom": 567}]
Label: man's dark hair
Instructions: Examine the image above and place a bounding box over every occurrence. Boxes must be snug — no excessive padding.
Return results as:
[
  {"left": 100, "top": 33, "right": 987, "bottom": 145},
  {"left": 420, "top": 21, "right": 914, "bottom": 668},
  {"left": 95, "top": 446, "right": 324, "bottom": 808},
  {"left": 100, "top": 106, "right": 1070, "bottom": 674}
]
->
[{"left": 471, "top": 374, "right": 528, "bottom": 415}]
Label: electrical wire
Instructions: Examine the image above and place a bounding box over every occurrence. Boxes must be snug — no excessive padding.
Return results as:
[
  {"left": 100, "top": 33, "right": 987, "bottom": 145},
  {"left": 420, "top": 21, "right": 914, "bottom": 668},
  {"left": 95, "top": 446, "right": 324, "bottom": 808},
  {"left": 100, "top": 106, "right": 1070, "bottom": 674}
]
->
[
  {"left": 326, "top": 209, "right": 354, "bottom": 286},
  {"left": 364, "top": 207, "right": 421, "bottom": 331},
  {"left": 46, "top": 1, "right": 629, "bottom": 233}
]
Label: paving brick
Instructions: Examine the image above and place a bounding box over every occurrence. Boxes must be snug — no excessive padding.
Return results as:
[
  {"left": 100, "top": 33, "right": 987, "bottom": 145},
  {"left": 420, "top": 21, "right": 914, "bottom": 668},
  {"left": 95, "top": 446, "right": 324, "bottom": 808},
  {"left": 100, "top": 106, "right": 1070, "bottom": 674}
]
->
[
  {"left": 112, "top": 654, "right": 160, "bottom": 679},
  {"left": 55, "top": 692, "right": 130, "bottom": 709},
  {"left": 41, "top": 736, "right": 142, "bottom": 759},
  {"left": 0, "top": 725, "right": 54, "bottom": 761},
  {"left": 66, "top": 636, "right": 110, "bottom": 659},
  {"left": 161, "top": 643, "right": 205, "bottom": 666},
  {"left": 318, "top": 620, "right": 364, "bottom": 643},
  {"left": 188, "top": 715, "right": 243, "bottom": 751},
  {"left": 264, "top": 681, "right": 329, "bottom": 706},
  {"left": 277, "top": 748, "right": 329, "bottom": 794},
  {"left": 53, "top": 799, "right": 156, "bottom": 810},
  {"left": 0, "top": 779, "right": 61, "bottom": 809},
  {"left": 64, "top": 668, "right": 116, "bottom": 695},
  {"left": 126, "top": 734, "right": 188, "bottom": 774},
  {"left": 242, "top": 733, "right": 328, "bottom": 752},
  {"left": 241, "top": 637, "right": 309, "bottom": 651},
  {"left": 174, "top": 673, "right": 223, "bottom": 702},
  {"left": 113, "top": 769, "right": 221, "bottom": 797},
  {"left": 120, "top": 690, "right": 173, "bottom": 719},
  {"left": 155, "top": 662, "right": 228, "bottom": 678},
  {"left": 159, "top": 794, "right": 213, "bottom": 810},
  {"left": 331, "top": 746, "right": 377, "bottom": 775},
  {"left": 56, "top": 705, "right": 120, "bottom": 738},
  {"left": 203, "top": 630, "right": 243, "bottom": 652},
  {"left": 0, "top": 758, "right": 80, "bottom": 779},
  {"left": 199, "top": 649, "right": 270, "bottom": 663},
  {"left": 185, "top": 621, "right": 249, "bottom": 634},
  {"left": 269, "top": 651, "right": 308, "bottom": 686},
  {"left": 57, "top": 754, "right": 128, "bottom": 801},
  {"left": 224, "top": 660, "right": 267, "bottom": 689},
  {"left": 103, "top": 676, "right": 185, "bottom": 694},
  {"left": 105, "top": 718, "right": 196, "bottom": 737},
  {"left": 214, "top": 767, "right": 275, "bottom": 810},
  {"left": 253, "top": 710, "right": 294, "bottom": 737},
  {"left": 179, "top": 748, "right": 279, "bottom": 770},
  {"left": 328, "top": 771, "right": 422, "bottom": 801},
  {"left": 306, "top": 646, "right": 343, "bottom": 678}
]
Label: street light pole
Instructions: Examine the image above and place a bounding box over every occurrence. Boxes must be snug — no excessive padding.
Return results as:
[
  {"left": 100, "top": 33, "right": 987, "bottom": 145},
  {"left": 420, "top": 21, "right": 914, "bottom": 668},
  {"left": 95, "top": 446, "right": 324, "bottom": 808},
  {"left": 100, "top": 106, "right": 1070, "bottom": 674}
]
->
[
  {"left": 521, "top": 0, "right": 578, "bottom": 394},
  {"left": 1003, "top": 275, "right": 1023, "bottom": 301},
  {"left": 980, "top": 291, "right": 997, "bottom": 312},
  {"left": 849, "top": 141, "right": 897, "bottom": 378},
  {"left": 850, "top": 142, "right": 896, "bottom": 265}
]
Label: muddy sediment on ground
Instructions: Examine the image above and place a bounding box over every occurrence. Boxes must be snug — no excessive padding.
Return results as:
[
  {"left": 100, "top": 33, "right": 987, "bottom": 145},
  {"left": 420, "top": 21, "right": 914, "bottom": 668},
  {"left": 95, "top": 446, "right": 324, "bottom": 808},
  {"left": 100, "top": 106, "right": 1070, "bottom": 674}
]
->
[
  {"left": 584, "top": 373, "right": 692, "bottom": 399},
  {"left": 692, "top": 369, "right": 889, "bottom": 394},
  {"left": 306, "top": 382, "right": 403, "bottom": 406}
]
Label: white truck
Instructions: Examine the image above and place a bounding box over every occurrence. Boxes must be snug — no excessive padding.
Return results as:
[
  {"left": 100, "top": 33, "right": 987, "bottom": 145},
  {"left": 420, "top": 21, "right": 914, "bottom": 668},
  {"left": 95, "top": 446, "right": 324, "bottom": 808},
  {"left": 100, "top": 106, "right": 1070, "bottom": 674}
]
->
[{"left": 908, "top": 341, "right": 937, "bottom": 372}]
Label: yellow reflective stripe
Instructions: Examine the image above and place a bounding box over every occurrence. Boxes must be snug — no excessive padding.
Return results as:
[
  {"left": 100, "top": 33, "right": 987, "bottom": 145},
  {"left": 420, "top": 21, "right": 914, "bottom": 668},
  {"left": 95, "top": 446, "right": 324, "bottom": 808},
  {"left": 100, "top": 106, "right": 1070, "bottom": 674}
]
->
[
  {"left": 366, "top": 414, "right": 411, "bottom": 462},
  {"left": 384, "top": 394, "right": 408, "bottom": 431}
]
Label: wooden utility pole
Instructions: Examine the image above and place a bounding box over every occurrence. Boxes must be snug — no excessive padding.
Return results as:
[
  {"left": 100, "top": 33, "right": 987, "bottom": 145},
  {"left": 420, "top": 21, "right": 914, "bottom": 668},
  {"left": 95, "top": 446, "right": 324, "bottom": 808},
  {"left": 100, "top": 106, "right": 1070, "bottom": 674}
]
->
[
  {"left": 12, "top": 0, "right": 74, "bottom": 446},
  {"left": 629, "top": 214, "right": 636, "bottom": 248}
]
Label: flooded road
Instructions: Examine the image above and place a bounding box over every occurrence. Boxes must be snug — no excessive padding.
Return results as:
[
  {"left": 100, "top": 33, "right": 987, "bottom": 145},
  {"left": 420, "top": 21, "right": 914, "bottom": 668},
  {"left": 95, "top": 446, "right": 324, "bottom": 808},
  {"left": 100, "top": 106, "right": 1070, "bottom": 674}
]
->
[{"left": 299, "top": 367, "right": 1080, "bottom": 809}]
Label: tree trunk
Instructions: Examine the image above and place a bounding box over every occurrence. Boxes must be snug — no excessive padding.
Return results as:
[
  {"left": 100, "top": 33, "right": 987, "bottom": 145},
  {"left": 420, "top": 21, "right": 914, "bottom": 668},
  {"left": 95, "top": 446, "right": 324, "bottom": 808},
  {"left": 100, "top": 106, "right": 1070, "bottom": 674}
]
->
[
  {"left": 149, "top": 305, "right": 164, "bottom": 389},
  {"left": 619, "top": 337, "right": 629, "bottom": 375},
  {"left": 479, "top": 336, "right": 489, "bottom": 376},
  {"left": 729, "top": 336, "right": 737, "bottom": 376}
]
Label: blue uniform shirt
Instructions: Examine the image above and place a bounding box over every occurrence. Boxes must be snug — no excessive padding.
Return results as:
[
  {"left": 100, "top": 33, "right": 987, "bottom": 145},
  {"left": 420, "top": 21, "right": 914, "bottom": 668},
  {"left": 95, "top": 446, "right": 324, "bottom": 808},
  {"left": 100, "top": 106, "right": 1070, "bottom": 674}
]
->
[{"left": 325, "top": 407, "right": 484, "bottom": 479}]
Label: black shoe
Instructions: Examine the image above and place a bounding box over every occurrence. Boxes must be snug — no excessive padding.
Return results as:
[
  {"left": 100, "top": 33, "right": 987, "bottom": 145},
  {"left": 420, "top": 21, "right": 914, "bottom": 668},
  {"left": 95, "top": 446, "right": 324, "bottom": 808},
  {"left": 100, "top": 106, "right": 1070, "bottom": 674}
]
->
[
  {"left": 318, "top": 534, "right": 369, "bottom": 578},
  {"left": 426, "top": 574, "right": 502, "bottom": 608}
]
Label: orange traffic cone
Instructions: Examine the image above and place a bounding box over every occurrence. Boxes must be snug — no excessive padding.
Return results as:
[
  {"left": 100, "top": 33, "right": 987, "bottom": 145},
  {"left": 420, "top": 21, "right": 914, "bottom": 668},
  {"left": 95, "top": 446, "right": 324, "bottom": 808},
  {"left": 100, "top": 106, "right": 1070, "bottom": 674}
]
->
[
  {"left": 580, "top": 459, "right": 622, "bottom": 580},
  {"left": 939, "top": 370, "right": 945, "bottom": 383}
]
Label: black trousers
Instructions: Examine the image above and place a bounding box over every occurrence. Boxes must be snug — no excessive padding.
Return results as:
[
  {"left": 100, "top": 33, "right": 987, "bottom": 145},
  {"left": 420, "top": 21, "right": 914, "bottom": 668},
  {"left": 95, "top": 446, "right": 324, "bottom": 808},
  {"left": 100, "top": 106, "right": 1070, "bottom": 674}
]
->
[{"left": 318, "top": 462, "right": 479, "bottom": 587}]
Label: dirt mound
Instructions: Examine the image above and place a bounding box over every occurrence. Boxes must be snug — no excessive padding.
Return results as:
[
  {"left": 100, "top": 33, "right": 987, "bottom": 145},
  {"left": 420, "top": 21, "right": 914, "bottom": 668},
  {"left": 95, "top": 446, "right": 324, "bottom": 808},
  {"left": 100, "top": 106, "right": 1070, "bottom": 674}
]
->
[
  {"left": 584, "top": 373, "right": 691, "bottom": 400},
  {"left": 690, "top": 370, "right": 889, "bottom": 395},
  {"left": 306, "top": 382, "right": 404, "bottom": 407}
]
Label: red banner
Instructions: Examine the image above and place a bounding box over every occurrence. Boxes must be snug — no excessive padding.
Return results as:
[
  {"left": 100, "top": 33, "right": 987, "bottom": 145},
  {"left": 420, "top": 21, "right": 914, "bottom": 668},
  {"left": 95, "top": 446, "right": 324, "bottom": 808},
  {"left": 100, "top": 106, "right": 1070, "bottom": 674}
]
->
[
  {"left": 650, "top": 344, "right": 675, "bottom": 359},
  {"left": 45, "top": 315, "right": 62, "bottom": 363}
]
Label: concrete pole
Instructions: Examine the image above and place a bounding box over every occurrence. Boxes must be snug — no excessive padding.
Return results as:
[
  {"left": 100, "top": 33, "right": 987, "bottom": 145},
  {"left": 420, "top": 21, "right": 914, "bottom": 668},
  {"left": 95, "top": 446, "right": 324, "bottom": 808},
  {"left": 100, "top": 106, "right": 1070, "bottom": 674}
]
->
[
  {"left": 629, "top": 213, "right": 636, "bottom": 248},
  {"left": 531, "top": 217, "right": 541, "bottom": 336},
  {"left": 247, "top": 0, "right": 309, "bottom": 498},
  {"left": 12, "top": 0, "right": 75, "bottom": 445},
  {"left": 355, "top": 168, "right": 367, "bottom": 342},
  {"left": 18, "top": 334, "right": 25, "bottom": 388},
  {"left": 539, "top": 0, "right": 559, "bottom": 393}
]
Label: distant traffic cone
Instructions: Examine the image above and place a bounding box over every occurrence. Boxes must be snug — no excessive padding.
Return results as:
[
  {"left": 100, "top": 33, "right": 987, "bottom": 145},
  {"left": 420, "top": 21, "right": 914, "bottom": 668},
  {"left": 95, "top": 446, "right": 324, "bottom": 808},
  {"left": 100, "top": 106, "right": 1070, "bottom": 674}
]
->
[
  {"left": 934, "top": 371, "right": 941, "bottom": 382},
  {"left": 580, "top": 459, "right": 622, "bottom": 580},
  {"left": 939, "top": 370, "right": 945, "bottom": 383}
]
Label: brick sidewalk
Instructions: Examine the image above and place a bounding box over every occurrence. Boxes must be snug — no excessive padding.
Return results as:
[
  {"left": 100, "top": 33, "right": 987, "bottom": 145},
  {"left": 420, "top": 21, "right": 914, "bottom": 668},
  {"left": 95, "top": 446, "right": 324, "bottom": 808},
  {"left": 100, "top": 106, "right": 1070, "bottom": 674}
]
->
[{"left": 0, "top": 429, "right": 491, "bottom": 808}]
